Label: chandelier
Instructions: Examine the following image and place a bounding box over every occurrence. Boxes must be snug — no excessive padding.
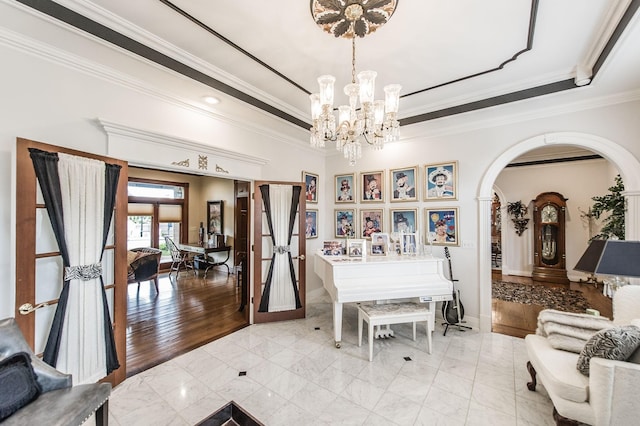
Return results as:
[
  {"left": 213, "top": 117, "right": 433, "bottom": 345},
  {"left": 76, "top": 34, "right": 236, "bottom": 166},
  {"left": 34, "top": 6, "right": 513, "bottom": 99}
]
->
[{"left": 309, "top": 0, "right": 401, "bottom": 166}]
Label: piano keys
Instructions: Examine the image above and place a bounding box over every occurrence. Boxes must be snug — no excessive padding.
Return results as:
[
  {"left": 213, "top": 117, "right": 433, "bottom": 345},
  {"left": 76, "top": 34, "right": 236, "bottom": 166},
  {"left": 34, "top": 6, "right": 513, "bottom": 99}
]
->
[{"left": 314, "top": 253, "right": 453, "bottom": 347}]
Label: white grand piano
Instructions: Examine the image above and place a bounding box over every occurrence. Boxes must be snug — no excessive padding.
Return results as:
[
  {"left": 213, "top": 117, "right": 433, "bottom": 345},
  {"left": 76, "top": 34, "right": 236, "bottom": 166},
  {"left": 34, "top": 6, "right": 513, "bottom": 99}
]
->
[{"left": 314, "top": 253, "right": 453, "bottom": 347}]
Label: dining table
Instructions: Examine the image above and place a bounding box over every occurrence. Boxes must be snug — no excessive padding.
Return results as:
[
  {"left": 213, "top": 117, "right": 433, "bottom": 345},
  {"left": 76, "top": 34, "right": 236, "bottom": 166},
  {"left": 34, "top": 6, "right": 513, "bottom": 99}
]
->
[{"left": 177, "top": 242, "right": 231, "bottom": 278}]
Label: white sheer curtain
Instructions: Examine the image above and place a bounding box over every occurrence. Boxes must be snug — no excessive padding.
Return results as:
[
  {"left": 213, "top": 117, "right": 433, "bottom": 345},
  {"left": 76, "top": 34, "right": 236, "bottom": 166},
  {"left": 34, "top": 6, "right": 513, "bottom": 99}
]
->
[
  {"left": 267, "top": 184, "right": 297, "bottom": 312},
  {"left": 56, "top": 153, "right": 107, "bottom": 384}
]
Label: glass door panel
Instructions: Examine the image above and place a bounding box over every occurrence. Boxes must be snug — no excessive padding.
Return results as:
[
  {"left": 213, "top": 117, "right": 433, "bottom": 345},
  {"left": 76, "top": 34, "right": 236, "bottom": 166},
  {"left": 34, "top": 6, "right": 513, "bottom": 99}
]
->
[
  {"left": 159, "top": 222, "right": 181, "bottom": 263},
  {"left": 127, "top": 215, "right": 152, "bottom": 249}
]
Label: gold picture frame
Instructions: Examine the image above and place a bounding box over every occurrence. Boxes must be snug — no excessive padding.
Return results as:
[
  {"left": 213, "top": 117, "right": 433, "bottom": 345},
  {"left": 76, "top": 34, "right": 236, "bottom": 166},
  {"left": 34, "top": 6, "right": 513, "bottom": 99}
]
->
[
  {"left": 425, "top": 207, "right": 459, "bottom": 246},
  {"left": 335, "top": 173, "right": 356, "bottom": 203},
  {"left": 390, "top": 166, "right": 418, "bottom": 202},
  {"left": 302, "top": 171, "right": 319, "bottom": 203},
  {"left": 360, "top": 170, "right": 384, "bottom": 203},
  {"left": 424, "top": 161, "right": 458, "bottom": 201}
]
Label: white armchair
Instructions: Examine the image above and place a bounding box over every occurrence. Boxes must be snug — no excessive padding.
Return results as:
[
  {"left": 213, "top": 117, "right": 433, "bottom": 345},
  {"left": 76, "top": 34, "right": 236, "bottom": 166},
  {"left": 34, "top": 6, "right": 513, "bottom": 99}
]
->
[{"left": 525, "top": 285, "right": 640, "bottom": 426}]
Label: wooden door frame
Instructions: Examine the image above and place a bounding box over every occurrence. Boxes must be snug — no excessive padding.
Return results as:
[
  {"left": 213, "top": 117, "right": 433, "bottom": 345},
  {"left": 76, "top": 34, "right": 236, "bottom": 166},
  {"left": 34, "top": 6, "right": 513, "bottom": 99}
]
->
[
  {"left": 15, "top": 138, "right": 128, "bottom": 386},
  {"left": 234, "top": 181, "right": 251, "bottom": 323},
  {"left": 252, "top": 181, "right": 306, "bottom": 323}
]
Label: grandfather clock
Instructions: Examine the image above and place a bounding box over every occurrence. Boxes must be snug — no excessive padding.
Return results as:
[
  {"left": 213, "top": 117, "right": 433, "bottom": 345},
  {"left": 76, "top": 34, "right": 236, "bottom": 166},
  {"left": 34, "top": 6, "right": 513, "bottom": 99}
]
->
[{"left": 532, "top": 192, "right": 569, "bottom": 284}]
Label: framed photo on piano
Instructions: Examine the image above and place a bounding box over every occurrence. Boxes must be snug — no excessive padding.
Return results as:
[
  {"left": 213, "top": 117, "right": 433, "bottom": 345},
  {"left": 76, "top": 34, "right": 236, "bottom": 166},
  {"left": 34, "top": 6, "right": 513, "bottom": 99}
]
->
[
  {"left": 370, "top": 232, "right": 389, "bottom": 255},
  {"left": 347, "top": 240, "right": 365, "bottom": 257},
  {"left": 322, "top": 240, "right": 344, "bottom": 256},
  {"left": 401, "top": 232, "right": 418, "bottom": 255}
]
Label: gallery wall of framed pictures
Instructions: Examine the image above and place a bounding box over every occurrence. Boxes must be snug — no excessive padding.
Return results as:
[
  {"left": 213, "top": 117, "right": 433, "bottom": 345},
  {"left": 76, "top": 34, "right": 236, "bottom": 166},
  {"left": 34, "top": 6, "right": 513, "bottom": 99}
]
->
[
  {"left": 326, "top": 161, "right": 461, "bottom": 248},
  {"left": 307, "top": 161, "right": 462, "bottom": 254}
]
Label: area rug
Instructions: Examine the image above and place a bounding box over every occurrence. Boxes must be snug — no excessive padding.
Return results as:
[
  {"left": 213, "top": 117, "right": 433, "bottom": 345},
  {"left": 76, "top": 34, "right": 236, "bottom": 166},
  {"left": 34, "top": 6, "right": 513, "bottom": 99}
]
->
[{"left": 492, "top": 280, "right": 591, "bottom": 313}]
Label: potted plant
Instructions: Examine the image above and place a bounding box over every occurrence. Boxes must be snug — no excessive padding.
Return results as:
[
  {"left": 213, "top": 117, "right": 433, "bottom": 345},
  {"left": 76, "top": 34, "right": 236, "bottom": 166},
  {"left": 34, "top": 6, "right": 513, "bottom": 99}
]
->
[
  {"left": 507, "top": 200, "right": 530, "bottom": 236},
  {"left": 591, "top": 174, "right": 625, "bottom": 240}
]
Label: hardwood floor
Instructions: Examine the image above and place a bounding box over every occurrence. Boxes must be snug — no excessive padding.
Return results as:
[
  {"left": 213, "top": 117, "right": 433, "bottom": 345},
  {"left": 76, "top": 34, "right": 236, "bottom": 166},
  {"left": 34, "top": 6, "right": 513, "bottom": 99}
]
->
[
  {"left": 126, "top": 267, "right": 248, "bottom": 377},
  {"left": 491, "top": 271, "right": 613, "bottom": 338}
]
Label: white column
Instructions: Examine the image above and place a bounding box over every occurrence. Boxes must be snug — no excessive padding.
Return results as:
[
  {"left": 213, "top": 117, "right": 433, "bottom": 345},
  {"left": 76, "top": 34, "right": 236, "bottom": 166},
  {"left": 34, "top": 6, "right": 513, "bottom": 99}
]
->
[
  {"left": 478, "top": 196, "right": 493, "bottom": 332},
  {"left": 624, "top": 190, "right": 640, "bottom": 286},
  {"left": 624, "top": 190, "right": 640, "bottom": 240}
]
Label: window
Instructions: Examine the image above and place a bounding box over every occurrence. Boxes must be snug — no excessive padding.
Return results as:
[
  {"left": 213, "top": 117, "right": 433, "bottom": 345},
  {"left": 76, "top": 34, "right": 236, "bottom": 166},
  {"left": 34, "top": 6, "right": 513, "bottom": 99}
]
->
[{"left": 127, "top": 178, "right": 189, "bottom": 265}]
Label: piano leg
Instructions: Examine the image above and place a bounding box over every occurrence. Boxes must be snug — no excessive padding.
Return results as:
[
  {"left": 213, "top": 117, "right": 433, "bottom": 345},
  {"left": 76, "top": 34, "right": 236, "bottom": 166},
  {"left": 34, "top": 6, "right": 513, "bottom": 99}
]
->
[{"left": 333, "top": 301, "right": 343, "bottom": 348}]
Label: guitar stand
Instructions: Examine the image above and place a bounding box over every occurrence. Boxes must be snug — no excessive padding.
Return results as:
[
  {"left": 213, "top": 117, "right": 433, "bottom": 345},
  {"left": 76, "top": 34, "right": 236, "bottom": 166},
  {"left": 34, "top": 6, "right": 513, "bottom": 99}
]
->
[{"left": 442, "top": 289, "right": 472, "bottom": 336}]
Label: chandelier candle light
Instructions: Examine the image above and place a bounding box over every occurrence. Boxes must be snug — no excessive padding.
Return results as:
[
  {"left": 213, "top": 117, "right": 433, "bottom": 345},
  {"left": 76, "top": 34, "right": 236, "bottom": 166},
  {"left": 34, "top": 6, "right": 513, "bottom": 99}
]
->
[{"left": 309, "top": 0, "right": 401, "bottom": 166}]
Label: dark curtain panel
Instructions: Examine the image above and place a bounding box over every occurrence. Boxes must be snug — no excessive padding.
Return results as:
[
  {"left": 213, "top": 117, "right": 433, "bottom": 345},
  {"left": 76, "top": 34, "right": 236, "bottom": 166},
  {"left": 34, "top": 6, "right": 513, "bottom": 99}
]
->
[
  {"left": 100, "top": 163, "right": 121, "bottom": 374},
  {"left": 288, "top": 186, "right": 302, "bottom": 309},
  {"left": 29, "top": 148, "right": 69, "bottom": 367},
  {"left": 258, "top": 185, "right": 277, "bottom": 312}
]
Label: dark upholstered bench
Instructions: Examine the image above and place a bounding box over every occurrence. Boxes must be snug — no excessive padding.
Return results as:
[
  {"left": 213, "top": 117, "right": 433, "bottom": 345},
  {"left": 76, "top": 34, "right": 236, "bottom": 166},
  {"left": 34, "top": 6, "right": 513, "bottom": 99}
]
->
[
  {"left": 0, "top": 318, "right": 112, "bottom": 425},
  {"left": 3, "top": 382, "right": 111, "bottom": 426}
]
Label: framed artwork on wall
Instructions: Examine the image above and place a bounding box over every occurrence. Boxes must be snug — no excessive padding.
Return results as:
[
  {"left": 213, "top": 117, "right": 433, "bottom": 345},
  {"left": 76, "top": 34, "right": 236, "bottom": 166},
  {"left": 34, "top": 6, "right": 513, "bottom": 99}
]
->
[
  {"left": 390, "top": 166, "right": 418, "bottom": 202},
  {"left": 425, "top": 207, "right": 459, "bottom": 246},
  {"left": 305, "top": 209, "right": 318, "bottom": 239},
  {"left": 335, "top": 209, "right": 355, "bottom": 238},
  {"left": 359, "top": 209, "right": 383, "bottom": 239},
  {"left": 360, "top": 170, "right": 384, "bottom": 202},
  {"left": 207, "top": 200, "right": 223, "bottom": 234},
  {"left": 302, "top": 171, "right": 318, "bottom": 203},
  {"left": 390, "top": 209, "right": 418, "bottom": 234},
  {"left": 335, "top": 173, "right": 355, "bottom": 203},
  {"left": 424, "top": 161, "right": 458, "bottom": 201},
  {"left": 390, "top": 208, "right": 417, "bottom": 234}
]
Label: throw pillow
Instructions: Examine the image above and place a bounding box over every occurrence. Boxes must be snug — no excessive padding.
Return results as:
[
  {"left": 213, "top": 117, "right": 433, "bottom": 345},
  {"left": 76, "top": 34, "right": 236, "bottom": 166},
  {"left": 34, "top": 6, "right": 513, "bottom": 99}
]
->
[
  {"left": 627, "top": 320, "right": 640, "bottom": 364},
  {"left": 127, "top": 250, "right": 138, "bottom": 265},
  {"left": 0, "top": 352, "right": 42, "bottom": 421},
  {"left": 577, "top": 325, "right": 640, "bottom": 376}
]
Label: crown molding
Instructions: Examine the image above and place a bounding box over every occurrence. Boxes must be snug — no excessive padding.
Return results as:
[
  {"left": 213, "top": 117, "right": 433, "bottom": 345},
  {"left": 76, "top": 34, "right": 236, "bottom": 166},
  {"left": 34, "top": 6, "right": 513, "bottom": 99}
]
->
[
  {"left": 98, "top": 119, "right": 269, "bottom": 166},
  {"left": 0, "top": 24, "right": 314, "bottom": 152},
  {"left": 397, "top": 87, "right": 640, "bottom": 143},
  {"left": 582, "top": 0, "right": 633, "bottom": 70},
  {"left": 50, "top": 0, "right": 309, "bottom": 122}
]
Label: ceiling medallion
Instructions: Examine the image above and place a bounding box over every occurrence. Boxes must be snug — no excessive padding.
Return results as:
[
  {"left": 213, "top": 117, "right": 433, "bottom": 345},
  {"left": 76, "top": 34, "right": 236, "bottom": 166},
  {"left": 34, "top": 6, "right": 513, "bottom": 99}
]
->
[{"left": 310, "top": 0, "right": 398, "bottom": 38}]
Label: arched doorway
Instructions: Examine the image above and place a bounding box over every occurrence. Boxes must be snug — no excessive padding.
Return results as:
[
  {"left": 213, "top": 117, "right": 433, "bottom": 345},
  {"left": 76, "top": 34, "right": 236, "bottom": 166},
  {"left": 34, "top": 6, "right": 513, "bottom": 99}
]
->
[{"left": 477, "top": 132, "right": 640, "bottom": 332}]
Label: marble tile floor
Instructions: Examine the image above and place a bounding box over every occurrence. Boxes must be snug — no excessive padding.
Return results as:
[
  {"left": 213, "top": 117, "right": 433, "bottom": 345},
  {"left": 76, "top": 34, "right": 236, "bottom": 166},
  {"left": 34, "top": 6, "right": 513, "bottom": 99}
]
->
[{"left": 109, "top": 299, "right": 556, "bottom": 426}]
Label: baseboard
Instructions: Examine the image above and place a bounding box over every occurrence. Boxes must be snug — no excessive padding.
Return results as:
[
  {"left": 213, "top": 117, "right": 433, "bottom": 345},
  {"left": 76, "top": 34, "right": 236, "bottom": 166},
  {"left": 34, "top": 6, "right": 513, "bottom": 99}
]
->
[
  {"left": 502, "top": 270, "right": 532, "bottom": 277},
  {"left": 307, "top": 287, "right": 330, "bottom": 304}
]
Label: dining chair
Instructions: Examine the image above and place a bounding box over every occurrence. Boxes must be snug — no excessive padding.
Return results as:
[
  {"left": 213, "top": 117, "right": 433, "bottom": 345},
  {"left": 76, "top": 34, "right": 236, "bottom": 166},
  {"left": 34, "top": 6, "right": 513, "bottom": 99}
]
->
[{"left": 164, "top": 236, "right": 195, "bottom": 277}]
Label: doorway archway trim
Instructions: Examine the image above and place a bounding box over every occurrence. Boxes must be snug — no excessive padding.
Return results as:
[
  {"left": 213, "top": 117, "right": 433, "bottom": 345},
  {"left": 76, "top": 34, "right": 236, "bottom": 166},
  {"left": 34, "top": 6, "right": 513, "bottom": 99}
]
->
[
  {"left": 477, "top": 132, "right": 640, "bottom": 332},
  {"left": 99, "top": 119, "right": 269, "bottom": 180}
]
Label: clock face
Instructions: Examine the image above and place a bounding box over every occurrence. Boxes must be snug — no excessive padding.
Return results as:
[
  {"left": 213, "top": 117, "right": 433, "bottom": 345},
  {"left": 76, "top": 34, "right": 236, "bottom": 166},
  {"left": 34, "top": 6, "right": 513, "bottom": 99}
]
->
[{"left": 541, "top": 205, "right": 558, "bottom": 223}]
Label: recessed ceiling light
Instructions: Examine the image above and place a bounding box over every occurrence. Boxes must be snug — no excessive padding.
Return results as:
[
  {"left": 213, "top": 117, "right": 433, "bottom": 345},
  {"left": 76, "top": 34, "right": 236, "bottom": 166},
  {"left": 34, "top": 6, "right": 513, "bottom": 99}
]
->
[{"left": 202, "top": 96, "right": 220, "bottom": 105}]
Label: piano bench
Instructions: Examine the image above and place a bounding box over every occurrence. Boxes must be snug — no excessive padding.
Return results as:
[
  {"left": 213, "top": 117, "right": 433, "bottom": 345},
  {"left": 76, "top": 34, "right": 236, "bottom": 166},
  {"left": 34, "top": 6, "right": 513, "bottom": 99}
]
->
[{"left": 357, "top": 302, "right": 435, "bottom": 362}]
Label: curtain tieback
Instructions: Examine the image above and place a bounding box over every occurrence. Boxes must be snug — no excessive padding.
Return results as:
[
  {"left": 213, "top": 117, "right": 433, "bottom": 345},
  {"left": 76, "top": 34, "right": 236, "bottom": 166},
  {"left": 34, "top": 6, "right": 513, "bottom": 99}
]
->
[
  {"left": 274, "top": 245, "right": 290, "bottom": 254},
  {"left": 64, "top": 263, "right": 103, "bottom": 281}
]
